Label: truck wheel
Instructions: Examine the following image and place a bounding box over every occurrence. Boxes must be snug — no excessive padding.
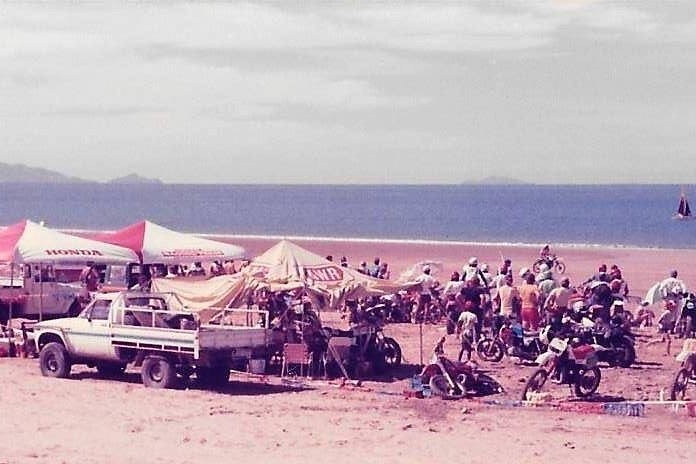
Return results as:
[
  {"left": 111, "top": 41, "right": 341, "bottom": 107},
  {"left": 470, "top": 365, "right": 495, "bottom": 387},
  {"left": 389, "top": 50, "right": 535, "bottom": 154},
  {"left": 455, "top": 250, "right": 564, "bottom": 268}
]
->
[
  {"left": 96, "top": 363, "right": 127, "bottom": 378},
  {"left": 141, "top": 355, "right": 176, "bottom": 389},
  {"left": 196, "top": 365, "right": 230, "bottom": 388},
  {"left": 39, "top": 342, "right": 72, "bottom": 378}
]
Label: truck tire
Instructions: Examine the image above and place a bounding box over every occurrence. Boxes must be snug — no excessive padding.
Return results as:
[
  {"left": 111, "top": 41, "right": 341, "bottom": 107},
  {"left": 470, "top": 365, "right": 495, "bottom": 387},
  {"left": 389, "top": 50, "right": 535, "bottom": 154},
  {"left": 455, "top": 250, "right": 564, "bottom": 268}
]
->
[
  {"left": 141, "top": 355, "right": 176, "bottom": 389},
  {"left": 96, "top": 363, "right": 127, "bottom": 378},
  {"left": 196, "top": 365, "right": 230, "bottom": 388},
  {"left": 39, "top": 342, "right": 72, "bottom": 379}
]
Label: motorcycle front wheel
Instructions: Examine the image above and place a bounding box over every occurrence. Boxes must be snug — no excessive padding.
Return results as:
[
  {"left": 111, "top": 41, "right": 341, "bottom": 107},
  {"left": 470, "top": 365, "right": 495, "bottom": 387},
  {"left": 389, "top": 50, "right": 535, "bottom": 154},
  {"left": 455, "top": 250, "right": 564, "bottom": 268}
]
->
[
  {"left": 521, "top": 368, "right": 549, "bottom": 401},
  {"left": 382, "top": 337, "right": 402, "bottom": 368},
  {"left": 573, "top": 366, "right": 601, "bottom": 397},
  {"left": 476, "top": 338, "right": 505, "bottom": 362},
  {"left": 555, "top": 261, "right": 566, "bottom": 274},
  {"left": 670, "top": 368, "right": 691, "bottom": 401}
]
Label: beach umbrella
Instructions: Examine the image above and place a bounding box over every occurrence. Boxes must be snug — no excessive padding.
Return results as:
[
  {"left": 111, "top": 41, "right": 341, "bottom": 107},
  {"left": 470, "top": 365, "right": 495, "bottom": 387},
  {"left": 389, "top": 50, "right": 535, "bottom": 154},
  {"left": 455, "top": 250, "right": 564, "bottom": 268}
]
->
[
  {"left": 0, "top": 220, "right": 138, "bottom": 264},
  {"left": 643, "top": 282, "right": 663, "bottom": 306},
  {"left": 87, "top": 220, "right": 245, "bottom": 264}
]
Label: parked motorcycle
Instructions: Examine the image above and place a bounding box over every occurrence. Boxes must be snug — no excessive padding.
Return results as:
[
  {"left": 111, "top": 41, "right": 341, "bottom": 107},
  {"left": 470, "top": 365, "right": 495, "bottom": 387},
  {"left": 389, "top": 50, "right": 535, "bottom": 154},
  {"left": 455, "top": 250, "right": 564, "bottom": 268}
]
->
[
  {"left": 670, "top": 352, "right": 696, "bottom": 400},
  {"left": 676, "top": 293, "right": 696, "bottom": 339},
  {"left": 532, "top": 255, "right": 566, "bottom": 274},
  {"left": 586, "top": 321, "right": 636, "bottom": 368},
  {"left": 327, "top": 303, "right": 402, "bottom": 376},
  {"left": 521, "top": 335, "right": 603, "bottom": 400},
  {"left": 566, "top": 302, "right": 636, "bottom": 368},
  {"left": 476, "top": 319, "right": 547, "bottom": 363},
  {"left": 420, "top": 337, "right": 504, "bottom": 398}
]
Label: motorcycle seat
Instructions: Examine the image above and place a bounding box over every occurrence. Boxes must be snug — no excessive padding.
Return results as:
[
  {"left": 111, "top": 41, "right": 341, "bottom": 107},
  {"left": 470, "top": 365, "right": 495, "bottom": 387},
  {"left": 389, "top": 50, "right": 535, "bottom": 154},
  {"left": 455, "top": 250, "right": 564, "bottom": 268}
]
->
[{"left": 522, "top": 330, "right": 539, "bottom": 338}]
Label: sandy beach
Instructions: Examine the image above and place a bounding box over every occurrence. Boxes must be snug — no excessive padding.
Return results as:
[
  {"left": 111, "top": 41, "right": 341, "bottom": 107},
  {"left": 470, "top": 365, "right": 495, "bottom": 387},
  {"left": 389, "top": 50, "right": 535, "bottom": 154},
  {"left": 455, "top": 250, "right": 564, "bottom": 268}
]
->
[{"left": 3, "top": 238, "right": 696, "bottom": 464}]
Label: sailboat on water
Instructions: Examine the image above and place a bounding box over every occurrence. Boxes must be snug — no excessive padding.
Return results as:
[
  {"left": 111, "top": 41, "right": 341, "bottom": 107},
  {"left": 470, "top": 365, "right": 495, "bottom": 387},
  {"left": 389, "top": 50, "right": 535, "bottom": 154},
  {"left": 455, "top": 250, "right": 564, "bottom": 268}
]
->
[{"left": 673, "top": 190, "right": 693, "bottom": 220}]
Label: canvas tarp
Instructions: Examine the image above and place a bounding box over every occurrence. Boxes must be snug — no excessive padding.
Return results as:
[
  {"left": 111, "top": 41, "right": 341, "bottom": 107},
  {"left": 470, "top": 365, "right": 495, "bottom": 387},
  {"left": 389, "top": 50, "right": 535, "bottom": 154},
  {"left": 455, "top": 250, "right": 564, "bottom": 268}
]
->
[
  {"left": 153, "top": 239, "right": 417, "bottom": 312},
  {"left": 0, "top": 220, "right": 138, "bottom": 264},
  {"left": 87, "top": 220, "right": 246, "bottom": 264}
]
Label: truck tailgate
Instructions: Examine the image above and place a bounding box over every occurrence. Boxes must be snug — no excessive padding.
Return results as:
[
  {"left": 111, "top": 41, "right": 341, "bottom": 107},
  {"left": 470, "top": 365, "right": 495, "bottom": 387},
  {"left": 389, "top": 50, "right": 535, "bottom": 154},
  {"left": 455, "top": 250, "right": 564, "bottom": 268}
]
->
[{"left": 198, "top": 325, "right": 269, "bottom": 350}]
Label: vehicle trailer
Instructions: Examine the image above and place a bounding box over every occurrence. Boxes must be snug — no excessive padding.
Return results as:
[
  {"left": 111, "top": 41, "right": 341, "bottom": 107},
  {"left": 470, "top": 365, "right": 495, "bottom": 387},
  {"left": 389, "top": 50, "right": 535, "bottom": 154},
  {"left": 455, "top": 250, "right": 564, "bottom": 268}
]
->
[{"left": 33, "top": 291, "right": 270, "bottom": 389}]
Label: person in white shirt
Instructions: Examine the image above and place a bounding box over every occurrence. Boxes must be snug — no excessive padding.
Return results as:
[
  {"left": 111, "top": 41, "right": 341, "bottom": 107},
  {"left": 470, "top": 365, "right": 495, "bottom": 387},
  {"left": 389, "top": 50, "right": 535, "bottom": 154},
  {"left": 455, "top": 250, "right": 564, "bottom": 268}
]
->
[
  {"left": 415, "top": 266, "right": 436, "bottom": 323},
  {"left": 660, "top": 270, "right": 687, "bottom": 301},
  {"left": 457, "top": 302, "right": 479, "bottom": 361}
]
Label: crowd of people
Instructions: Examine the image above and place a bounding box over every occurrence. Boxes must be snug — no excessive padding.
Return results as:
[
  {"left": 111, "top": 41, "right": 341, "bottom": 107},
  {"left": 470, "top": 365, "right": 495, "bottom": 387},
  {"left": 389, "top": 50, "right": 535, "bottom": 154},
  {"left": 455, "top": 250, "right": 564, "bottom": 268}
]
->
[{"left": 403, "top": 245, "right": 694, "bottom": 361}]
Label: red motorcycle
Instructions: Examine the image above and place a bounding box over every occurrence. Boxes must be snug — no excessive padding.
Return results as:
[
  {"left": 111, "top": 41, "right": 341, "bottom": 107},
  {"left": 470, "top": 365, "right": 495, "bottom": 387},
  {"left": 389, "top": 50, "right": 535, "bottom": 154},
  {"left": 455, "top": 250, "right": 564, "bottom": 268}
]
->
[{"left": 419, "top": 337, "right": 503, "bottom": 398}]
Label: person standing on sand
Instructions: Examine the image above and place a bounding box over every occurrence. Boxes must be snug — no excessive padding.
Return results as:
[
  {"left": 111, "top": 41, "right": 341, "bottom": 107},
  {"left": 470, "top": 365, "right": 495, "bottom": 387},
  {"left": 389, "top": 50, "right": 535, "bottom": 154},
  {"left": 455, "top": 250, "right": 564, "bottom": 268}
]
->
[
  {"left": 456, "top": 302, "right": 478, "bottom": 362},
  {"left": 544, "top": 277, "right": 572, "bottom": 330},
  {"left": 415, "top": 266, "right": 436, "bottom": 323},
  {"left": 456, "top": 276, "right": 487, "bottom": 337},
  {"left": 462, "top": 257, "right": 487, "bottom": 287},
  {"left": 496, "top": 274, "right": 520, "bottom": 321},
  {"left": 518, "top": 273, "right": 541, "bottom": 330},
  {"left": 660, "top": 270, "right": 687, "bottom": 302}
]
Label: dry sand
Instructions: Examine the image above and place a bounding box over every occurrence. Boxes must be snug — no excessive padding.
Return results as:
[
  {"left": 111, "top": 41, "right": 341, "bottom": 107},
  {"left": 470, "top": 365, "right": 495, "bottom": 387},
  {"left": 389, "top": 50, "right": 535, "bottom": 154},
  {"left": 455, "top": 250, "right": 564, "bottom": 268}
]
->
[{"left": 3, "top": 239, "right": 696, "bottom": 464}]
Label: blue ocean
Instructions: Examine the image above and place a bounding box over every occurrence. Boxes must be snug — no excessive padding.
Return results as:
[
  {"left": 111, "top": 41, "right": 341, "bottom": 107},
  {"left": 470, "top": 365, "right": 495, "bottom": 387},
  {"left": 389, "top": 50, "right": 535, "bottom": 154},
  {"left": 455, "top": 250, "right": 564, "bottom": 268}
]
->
[{"left": 0, "top": 184, "right": 693, "bottom": 249}]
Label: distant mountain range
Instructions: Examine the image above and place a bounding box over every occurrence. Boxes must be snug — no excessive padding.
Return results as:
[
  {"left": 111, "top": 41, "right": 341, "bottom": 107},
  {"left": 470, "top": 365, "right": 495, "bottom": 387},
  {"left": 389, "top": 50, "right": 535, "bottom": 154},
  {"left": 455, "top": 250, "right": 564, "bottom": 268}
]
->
[{"left": 0, "top": 163, "right": 163, "bottom": 184}]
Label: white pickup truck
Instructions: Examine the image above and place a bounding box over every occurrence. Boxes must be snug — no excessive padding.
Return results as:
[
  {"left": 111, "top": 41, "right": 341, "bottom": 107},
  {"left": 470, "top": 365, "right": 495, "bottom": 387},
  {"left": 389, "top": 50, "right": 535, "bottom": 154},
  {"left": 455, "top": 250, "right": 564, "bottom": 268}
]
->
[{"left": 33, "top": 291, "right": 271, "bottom": 389}]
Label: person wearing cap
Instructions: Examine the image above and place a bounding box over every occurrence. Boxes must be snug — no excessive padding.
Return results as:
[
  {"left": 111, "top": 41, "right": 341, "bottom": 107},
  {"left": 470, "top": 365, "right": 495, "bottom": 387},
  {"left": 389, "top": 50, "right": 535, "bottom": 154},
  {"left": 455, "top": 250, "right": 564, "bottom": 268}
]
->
[
  {"left": 462, "top": 257, "right": 488, "bottom": 287},
  {"left": 415, "top": 265, "right": 436, "bottom": 323},
  {"left": 519, "top": 266, "right": 532, "bottom": 281}
]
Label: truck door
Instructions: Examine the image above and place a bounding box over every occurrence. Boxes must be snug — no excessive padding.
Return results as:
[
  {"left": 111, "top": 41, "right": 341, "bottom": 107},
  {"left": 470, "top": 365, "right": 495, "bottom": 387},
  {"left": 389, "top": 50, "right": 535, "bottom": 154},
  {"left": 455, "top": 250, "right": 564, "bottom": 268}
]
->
[{"left": 67, "top": 298, "right": 116, "bottom": 361}]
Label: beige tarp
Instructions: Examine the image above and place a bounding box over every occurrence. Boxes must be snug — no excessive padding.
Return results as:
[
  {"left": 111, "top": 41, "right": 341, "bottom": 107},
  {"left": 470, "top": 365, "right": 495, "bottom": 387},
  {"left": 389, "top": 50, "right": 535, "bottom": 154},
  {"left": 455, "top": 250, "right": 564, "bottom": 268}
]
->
[{"left": 153, "top": 239, "right": 417, "bottom": 313}]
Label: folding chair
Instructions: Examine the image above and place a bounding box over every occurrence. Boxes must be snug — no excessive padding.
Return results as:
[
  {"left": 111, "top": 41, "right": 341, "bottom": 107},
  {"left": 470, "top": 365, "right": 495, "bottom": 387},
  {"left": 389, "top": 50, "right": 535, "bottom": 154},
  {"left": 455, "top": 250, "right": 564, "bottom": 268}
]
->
[{"left": 281, "top": 343, "right": 310, "bottom": 377}]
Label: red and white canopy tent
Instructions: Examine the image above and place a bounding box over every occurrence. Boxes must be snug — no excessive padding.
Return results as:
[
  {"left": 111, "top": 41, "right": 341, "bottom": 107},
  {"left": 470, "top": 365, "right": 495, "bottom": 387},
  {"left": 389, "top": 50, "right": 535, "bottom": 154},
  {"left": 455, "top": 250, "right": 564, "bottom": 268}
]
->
[
  {"left": 87, "top": 220, "right": 246, "bottom": 264},
  {"left": 0, "top": 220, "right": 139, "bottom": 321},
  {"left": 0, "top": 220, "right": 138, "bottom": 264}
]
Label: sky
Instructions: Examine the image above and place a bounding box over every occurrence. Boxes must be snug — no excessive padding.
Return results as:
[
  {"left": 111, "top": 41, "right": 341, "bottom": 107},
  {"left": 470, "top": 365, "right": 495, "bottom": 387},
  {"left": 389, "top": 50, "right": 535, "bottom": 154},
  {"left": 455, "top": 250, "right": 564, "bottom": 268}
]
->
[{"left": 1, "top": 1, "right": 695, "bottom": 184}]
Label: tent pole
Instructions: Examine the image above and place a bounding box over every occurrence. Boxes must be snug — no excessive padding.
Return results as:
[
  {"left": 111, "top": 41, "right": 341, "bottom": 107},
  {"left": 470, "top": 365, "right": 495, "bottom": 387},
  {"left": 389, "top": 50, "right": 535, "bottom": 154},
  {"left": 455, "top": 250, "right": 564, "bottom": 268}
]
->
[
  {"left": 419, "top": 321, "right": 423, "bottom": 366},
  {"left": 9, "top": 263, "right": 14, "bottom": 324},
  {"left": 39, "top": 263, "right": 43, "bottom": 322}
]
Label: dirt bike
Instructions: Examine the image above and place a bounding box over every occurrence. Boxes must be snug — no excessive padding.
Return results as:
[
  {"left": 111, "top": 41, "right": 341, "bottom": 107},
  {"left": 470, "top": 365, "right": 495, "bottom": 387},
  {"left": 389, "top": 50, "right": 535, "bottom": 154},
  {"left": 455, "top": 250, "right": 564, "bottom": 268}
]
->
[
  {"left": 671, "top": 351, "right": 696, "bottom": 400},
  {"left": 521, "top": 335, "right": 603, "bottom": 400},
  {"left": 585, "top": 321, "right": 636, "bottom": 368},
  {"left": 326, "top": 304, "right": 403, "bottom": 376},
  {"left": 420, "top": 337, "right": 504, "bottom": 398},
  {"left": 476, "top": 319, "right": 546, "bottom": 363},
  {"left": 532, "top": 255, "right": 566, "bottom": 274}
]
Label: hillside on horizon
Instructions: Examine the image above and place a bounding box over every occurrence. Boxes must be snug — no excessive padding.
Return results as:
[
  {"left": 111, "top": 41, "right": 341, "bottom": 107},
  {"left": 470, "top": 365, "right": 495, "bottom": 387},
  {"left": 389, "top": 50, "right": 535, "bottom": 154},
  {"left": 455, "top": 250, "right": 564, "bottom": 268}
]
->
[{"left": 0, "top": 163, "right": 162, "bottom": 184}]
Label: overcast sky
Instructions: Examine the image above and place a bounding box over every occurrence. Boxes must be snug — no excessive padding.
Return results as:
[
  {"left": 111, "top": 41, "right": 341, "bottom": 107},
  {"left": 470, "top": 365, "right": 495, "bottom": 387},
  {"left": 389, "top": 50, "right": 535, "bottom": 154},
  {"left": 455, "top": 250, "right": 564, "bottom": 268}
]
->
[{"left": 1, "top": 1, "right": 695, "bottom": 184}]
